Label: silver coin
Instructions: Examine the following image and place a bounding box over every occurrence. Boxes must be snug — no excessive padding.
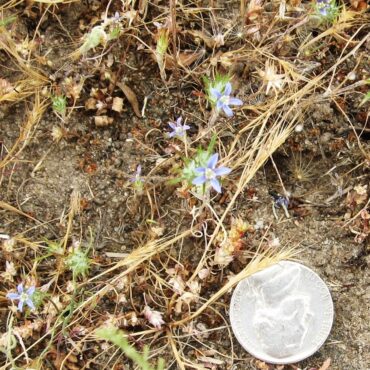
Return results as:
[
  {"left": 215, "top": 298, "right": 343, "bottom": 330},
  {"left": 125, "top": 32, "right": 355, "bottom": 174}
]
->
[{"left": 230, "top": 261, "right": 334, "bottom": 364}]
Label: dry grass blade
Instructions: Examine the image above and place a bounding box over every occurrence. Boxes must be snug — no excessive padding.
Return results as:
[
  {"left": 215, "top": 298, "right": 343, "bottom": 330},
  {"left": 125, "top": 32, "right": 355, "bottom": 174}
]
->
[
  {"left": 0, "top": 1, "right": 22, "bottom": 9},
  {"left": 32, "top": 0, "right": 79, "bottom": 3},
  {"left": 0, "top": 200, "right": 41, "bottom": 224},
  {"left": 86, "top": 229, "right": 192, "bottom": 285},
  {"left": 0, "top": 29, "right": 48, "bottom": 103},
  {"left": 0, "top": 94, "right": 48, "bottom": 170}
]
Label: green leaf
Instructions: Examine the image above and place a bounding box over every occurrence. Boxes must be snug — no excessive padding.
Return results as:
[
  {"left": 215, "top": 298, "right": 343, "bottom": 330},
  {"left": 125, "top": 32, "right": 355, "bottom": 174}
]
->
[
  {"left": 0, "top": 16, "right": 16, "bottom": 28},
  {"left": 109, "top": 26, "right": 121, "bottom": 40},
  {"left": 203, "top": 73, "right": 231, "bottom": 106},
  {"left": 51, "top": 95, "right": 67, "bottom": 115},
  {"left": 65, "top": 247, "right": 91, "bottom": 279},
  {"left": 96, "top": 326, "right": 165, "bottom": 370},
  {"left": 359, "top": 91, "right": 370, "bottom": 107},
  {"left": 80, "top": 26, "right": 107, "bottom": 53}
]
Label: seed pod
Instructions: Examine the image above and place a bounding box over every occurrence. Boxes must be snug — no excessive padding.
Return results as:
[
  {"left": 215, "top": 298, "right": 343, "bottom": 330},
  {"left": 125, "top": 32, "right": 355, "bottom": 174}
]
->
[
  {"left": 111, "top": 97, "right": 123, "bottom": 112},
  {"left": 94, "top": 115, "right": 113, "bottom": 127}
]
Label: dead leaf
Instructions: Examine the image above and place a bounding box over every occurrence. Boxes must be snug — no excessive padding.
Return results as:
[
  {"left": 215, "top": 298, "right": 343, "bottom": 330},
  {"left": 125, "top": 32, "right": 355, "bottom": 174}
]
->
[
  {"left": 185, "top": 30, "right": 216, "bottom": 48},
  {"left": 350, "top": 0, "right": 368, "bottom": 11},
  {"left": 164, "top": 49, "right": 205, "bottom": 70},
  {"left": 116, "top": 82, "right": 141, "bottom": 117},
  {"left": 319, "top": 358, "right": 331, "bottom": 370},
  {"left": 254, "top": 360, "right": 269, "bottom": 370},
  {"left": 85, "top": 97, "right": 97, "bottom": 110},
  {"left": 246, "top": 0, "right": 264, "bottom": 21}
]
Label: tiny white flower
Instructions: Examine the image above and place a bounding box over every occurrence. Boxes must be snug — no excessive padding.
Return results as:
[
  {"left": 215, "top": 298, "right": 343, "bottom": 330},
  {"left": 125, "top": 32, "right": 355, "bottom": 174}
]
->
[
  {"left": 254, "top": 220, "right": 264, "bottom": 230},
  {"left": 295, "top": 124, "right": 304, "bottom": 133},
  {"left": 186, "top": 280, "right": 201, "bottom": 295},
  {"left": 143, "top": 306, "right": 164, "bottom": 329},
  {"left": 198, "top": 268, "right": 210, "bottom": 280},
  {"left": 169, "top": 276, "right": 185, "bottom": 294},
  {"left": 269, "top": 237, "right": 281, "bottom": 248},
  {"left": 214, "top": 246, "right": 234, "bottom": 266},
  {"left": 3, "top": 238, "right": 16, "bottom": 252},
  {"left": 354, "top": 184, "right": 367, "bottom": 196}
]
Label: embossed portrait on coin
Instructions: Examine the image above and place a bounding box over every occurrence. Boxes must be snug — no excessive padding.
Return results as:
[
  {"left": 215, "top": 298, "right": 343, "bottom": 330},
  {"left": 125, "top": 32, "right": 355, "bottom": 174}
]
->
[{"left": 248, "top": 264, "right": 313, "bottom": 358}]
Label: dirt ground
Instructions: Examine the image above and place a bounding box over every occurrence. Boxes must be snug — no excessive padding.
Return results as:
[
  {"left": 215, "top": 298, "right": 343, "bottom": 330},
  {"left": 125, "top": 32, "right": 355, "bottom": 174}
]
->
[{"left": 0, "top": 1, "right": 369, "bottom": 369}]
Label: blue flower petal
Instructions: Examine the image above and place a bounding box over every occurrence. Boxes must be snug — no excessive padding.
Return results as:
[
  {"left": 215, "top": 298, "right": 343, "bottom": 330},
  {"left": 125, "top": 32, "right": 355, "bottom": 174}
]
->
[
  {"left": 192, "top": 175, "right": 206, "bottom": 186},
  {"left": 168, "top": 122, "right": 176, "bottom": 130},
  {"left": 207, "top": 153, "right": 219, "bottom": 169},
  {"left": 168, "top": 131, "right": 176, "bottom": 138},
  {"left": 223, "top": 105, "right": 234, "bottom": 117},
  {"left": 27, "top": 286, "right": 35, "bottom": 296},
  {"left": 210, "top": 178, "right": 222, "bottom": 193},
  {"left": 17, "top": 300, "right": 24, "bottom": 312},
  {"left": 26, "top": 298, "right": 35, "bottom": 310},
  {"left": 17, "top": 283, "right": 24, "bottom": 294},
  {"left": 214, "top": 166, "right": 231, "bottom": 176},
  {"left": 7, "top": 292, "right": 20, "bottom": 300},
  {"left": 224, "top": 82, "right": 232, "bottom": 96},
  {"left": 216, "top": 100, "right": 224, "bottom": 111},
  {"left": 194, "top": 167, "right": 206, "bottom": 174},
  {"left": 183, "top": 125, "right": 190, "bottom": 130},
  {"left": 229, "top": 98, "right": 243, "bottom": 106},
  {"left": 210, "top": 87, "right": 221, "bottom": 99},
  {"left": 176, "top": 117, "right": 182, "bottom": 125}
]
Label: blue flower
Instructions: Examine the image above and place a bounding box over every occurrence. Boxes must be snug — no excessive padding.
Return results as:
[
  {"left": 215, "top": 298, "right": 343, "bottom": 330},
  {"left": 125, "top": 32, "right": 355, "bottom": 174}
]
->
[
  {"left": 315, "top": 0, "right": 338, "bottom": 18},
  {"left": 7, "top": 283, "right": 36, "bottom": 312},
  {"left": 274, "top": 195, "right": 289, "bottom": 209},
  {"left": 130, "top": 165, "right": 144, "bottom": 192},
  {"left": 192, "top": 153, "right": 231, "bottom": 193},
  {"left": 316, "top": 0, "right": 331, "bottom": 16},
  {"left": 210, "top": 83, "right": 243, "bottom": 117},
  {"left": 168, "top": 117, "right": 190, "bottom": 138},
  {"left": 130, "top": 165, "right": 142, "bottom": 183}
]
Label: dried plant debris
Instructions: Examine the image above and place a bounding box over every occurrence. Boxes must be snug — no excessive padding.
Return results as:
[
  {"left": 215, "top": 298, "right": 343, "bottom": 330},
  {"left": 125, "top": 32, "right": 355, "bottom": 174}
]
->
[{"left": 0, "top": 0, "right": 369, "bottom": 369}]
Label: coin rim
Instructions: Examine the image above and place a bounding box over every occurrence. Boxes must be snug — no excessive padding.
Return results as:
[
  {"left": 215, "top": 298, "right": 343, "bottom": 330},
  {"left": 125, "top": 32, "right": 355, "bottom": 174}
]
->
[{"left": 229, "top": 261, "right": 334, "bottom": 364}]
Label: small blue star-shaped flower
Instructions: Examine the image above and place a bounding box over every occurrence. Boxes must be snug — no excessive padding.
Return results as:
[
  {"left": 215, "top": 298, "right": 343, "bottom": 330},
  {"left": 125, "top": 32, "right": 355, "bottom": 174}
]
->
[
  {"left": 130, "top": 165, "right": 142, "bottom": 183},
  {"left": 192, "top": 153, "right": 231, "bottom": 193},
  {"left": 316, "top": 0, "right": 331, "bottom": 16},
  {"left": 167, "top": 117, "right": 190, "bottom": 139},
  {"left": 210, "top": 83, "right": 243, "bottom": 117},
  {"left": 7, "top": 283, "right": 36, "bottom": 312}
]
